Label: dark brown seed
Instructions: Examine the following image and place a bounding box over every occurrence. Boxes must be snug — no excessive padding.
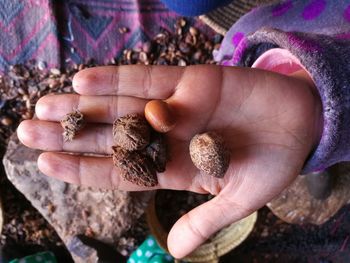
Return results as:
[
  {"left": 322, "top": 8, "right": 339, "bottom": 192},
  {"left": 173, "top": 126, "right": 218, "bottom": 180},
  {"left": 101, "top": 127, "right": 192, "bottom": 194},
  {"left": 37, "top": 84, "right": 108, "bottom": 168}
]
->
[
  {"left": 204, "top": 41, "right": 213, "bottom": 51},
  {"left": 189, "top": 132, "right": 230, "bottom": 178},
  {"left": 176, "top": 27, "right": 182, "bottom": 36},
  {"left": 50, "top": 68, "right": 61, "bottom": 75},
  {"left": 126, "top": 50, "right": 132, "bottom": 61},
  {"left": 37, "top": 61, "right": 46, "bottom": 70},
  {"left": 139, "top": 52, "right": 148, "bottom": 63},
  {"left": 193, "top": 50, "right": 203, "bottom": 61},
  {"left": 145, "top": 132, "right": 167, "bottom": 173},
  {"left": 60, "top": 109, "right": 85, "bottom": 141},
  {"left": 142, "top": 41, "right": 153, "bottom": 53},
  {"left": 1, "top": 117, "right": 13, "bottom": 126},
  {"left": 178, "top": 18, "right": 186, "bottom": 27},
  {"left": 179, "top": 42, "right": 191, "bottom": 54},
  {"left": 118, "top": 27, "right": 129, "bottom": 34},
  {"left": 112, "top": 146, "right": 158, "bottom": 187},
  {"left": 189, "top": 26, "right": 198, "bottom": 36},
  {"left": 85, "top": 227, "right": 95, "bottom": 238},
  {"left": 178, "top": 59, "right": 187, "bottom": 66},
  {"left": 18, "top": 88, "right": 26, "bottom": 95},
  {"left": 47, "top": 203, "right": 55, "bottom": 213},
  {"left": 113, "top": 114, "right": 150, "bottom": 151},
  {"left": 22, "top": 112, "right": 33, "bottom": 120}
]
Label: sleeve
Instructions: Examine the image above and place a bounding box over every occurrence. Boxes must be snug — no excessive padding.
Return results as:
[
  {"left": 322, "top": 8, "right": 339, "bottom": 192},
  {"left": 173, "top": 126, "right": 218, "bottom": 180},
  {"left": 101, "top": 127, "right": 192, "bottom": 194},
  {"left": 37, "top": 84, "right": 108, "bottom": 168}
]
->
[
  {"left": 159, "top": 0, "right": 233, "bottom": 16},
  {"left": 213, "top": 0, "right": 350, "bottom": 174}
]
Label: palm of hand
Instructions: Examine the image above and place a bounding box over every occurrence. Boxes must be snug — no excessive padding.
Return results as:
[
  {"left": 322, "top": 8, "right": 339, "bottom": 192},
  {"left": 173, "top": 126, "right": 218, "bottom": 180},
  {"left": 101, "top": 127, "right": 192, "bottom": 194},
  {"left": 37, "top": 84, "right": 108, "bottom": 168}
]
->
[{"left": 18, "top": 65, "right": 321, "bottom": 258}]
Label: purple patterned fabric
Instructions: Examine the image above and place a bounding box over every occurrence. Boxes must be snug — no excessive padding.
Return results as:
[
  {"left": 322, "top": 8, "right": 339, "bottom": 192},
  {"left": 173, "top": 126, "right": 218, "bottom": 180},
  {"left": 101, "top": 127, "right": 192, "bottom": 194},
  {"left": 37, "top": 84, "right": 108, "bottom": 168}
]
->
[
  {"left": 0, "top": 0, "right": 213, "bottom": 72},
  {"left": 0, "top": 0, "right": 59, "bottom": 70},
  {"left": 215, "top": 0, "right": 350, "bottom": 174}
]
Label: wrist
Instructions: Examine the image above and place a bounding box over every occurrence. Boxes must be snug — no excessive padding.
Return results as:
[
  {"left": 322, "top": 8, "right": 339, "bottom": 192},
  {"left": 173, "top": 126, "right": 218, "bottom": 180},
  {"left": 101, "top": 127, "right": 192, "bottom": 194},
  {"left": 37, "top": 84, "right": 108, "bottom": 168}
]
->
[
  {"left": 252, "top": 48, "right": 323, "bottom": 151},
  {"left": 289, "top": 69, "right": 323, "bottom": 150}
]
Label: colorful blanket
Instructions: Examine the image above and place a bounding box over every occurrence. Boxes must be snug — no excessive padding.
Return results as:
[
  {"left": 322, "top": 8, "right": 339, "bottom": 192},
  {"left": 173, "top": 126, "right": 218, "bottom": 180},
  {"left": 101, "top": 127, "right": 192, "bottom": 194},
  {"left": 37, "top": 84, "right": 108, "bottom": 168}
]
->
[{"left": 0, "top": 0, "right": 212, "bottom": 72}]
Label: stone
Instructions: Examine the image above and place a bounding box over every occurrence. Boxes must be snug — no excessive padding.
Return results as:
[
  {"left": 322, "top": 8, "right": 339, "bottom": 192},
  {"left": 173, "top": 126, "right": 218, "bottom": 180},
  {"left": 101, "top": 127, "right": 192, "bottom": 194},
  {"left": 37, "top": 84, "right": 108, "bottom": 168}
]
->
[
  {"left": 3, "top": 133, "right": 152, "bottom": 263},
  {"left": 267, "top": 163, "right": 350, "bottom": 225}
]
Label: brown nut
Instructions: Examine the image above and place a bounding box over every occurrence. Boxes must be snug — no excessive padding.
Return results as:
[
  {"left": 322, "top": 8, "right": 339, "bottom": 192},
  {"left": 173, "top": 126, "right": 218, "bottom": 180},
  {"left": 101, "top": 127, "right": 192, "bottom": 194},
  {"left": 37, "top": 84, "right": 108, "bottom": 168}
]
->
[
  {"left": 113, "top": 114, "right": 150, "bottom": 151},
  {"left": 189, "top": 132, "right": 230, "bottom": 178},
  {"left": 60, "top": 109, "right": 85, "bottom": 141},
  {"left": 145, "top": 132, "right": 167, "bottom": 173},
  {"left": 144, "top": 100, "right": 176, "bottom": 133},
  {"left": 112, "top": 146, "right": 158, "bottom": 187}
]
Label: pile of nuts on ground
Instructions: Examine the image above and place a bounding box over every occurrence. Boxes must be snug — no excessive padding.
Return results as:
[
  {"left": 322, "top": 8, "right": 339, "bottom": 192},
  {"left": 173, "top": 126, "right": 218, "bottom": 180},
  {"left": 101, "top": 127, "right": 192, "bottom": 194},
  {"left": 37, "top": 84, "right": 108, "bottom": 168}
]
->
[{"left": 0, "top": 19, "right": 221, "bottom": 256}]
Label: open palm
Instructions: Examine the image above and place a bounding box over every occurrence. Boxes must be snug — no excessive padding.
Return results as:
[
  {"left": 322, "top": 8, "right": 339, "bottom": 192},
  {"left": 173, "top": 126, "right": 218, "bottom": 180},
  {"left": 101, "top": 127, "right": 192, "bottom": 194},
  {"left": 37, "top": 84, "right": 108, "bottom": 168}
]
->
[{"left": 18, "top": 65, "right": 322, "bottom": 258}]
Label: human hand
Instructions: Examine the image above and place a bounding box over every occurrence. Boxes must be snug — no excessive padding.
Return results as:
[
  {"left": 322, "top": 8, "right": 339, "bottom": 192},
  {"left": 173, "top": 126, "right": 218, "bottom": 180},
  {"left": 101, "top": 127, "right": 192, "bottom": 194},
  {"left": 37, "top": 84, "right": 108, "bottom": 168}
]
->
[{"left": 17, "top": 65, "right": 322, "bottom": 258}]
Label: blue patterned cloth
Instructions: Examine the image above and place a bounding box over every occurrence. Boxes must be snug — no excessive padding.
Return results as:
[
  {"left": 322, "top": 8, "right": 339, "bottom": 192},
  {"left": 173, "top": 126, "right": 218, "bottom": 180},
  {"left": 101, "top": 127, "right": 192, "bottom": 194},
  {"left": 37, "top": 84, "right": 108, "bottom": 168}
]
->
[{"left": 160, "top": 0, "right": 232, "bottom": 16}]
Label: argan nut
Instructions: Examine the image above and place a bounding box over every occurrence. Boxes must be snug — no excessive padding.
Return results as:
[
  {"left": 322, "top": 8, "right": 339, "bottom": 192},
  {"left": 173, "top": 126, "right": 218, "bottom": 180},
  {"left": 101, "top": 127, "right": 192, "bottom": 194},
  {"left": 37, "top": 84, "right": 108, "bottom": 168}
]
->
[
  {"left": 144, "top": 100, "right": 176, "bottom": 133},
  {"left": 1, "top": 117, "right": 13, "bottom": 126},
  {"left": 113, "top": 114, "right": 150, "bottom": 151},
  {"left": 145, "top": 132, "right": 167, "bottom": 173},
  {"left": 189, "top": 132, "right": 230, "bottom": 178},
  {"left": 112, "top": 146, "right": 158, "bottom": 187},
  {"left": 60, "top": 109, "right": 85, "bottom": 142}
]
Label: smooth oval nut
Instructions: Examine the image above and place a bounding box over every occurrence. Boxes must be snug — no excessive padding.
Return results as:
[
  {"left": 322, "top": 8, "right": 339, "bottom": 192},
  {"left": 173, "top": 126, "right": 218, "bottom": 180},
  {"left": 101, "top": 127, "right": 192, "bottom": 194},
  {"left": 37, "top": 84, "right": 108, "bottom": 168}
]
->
[
  {"left": 145, "top": 100, "right": 176, "bottom": 133},
  {"left": 189, "top": 132, "right": 230, "bottom": 178}
]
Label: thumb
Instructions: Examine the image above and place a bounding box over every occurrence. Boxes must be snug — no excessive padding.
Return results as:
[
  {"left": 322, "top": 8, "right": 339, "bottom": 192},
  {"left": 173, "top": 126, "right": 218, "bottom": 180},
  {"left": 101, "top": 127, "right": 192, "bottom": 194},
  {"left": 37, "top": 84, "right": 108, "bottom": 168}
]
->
[{"left": 167, "top": 193, "right": 254, "bottom": 259}]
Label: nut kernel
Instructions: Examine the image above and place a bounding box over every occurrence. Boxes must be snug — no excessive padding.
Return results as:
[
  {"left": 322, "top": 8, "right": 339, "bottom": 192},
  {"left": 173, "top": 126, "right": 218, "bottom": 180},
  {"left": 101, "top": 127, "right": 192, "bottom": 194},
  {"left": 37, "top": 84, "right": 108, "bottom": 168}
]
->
[{"left": 144, "top": 100, "right": 176, "bottom": 133}]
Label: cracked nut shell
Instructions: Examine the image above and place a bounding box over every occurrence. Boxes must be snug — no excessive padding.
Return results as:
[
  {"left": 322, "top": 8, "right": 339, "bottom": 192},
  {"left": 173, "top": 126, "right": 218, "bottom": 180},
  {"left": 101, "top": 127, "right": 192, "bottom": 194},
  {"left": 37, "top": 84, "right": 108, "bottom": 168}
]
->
[
  {"left": 145, "top": 132, "right": 167, "bottom": 173},
  {"left": 112, "top": 146, "right": 158, "bottom": 187},
  {"left": 113, "top": 114, "right": 150, "bottom": 151},
  {"left": 189, "top": 132, "right": 230, "bottom": 178},
  {"left": 60, "top": 109, "right": 85, "bottom": 141}
]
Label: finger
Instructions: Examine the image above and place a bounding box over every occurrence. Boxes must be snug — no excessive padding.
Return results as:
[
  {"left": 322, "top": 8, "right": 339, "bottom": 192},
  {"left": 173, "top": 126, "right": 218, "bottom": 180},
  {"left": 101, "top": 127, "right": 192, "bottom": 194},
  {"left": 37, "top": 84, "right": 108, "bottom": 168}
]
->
[
  {"left": 36, "top": 94, "right": 147, "bottom": 123},
  {"left": 36, "top": 138, "right": 199, "bottom": 191},
  {"left": 72, "top": 65, "right": 185, "bottom": 98},
  {"left": 38, "top": 152, "right": 150, "bottom": 191},
  {"left": 167, "top": 194, "right": 254, "bottom": 258},
  {"left": 18, "top": 120, "right": 113, "bottom": 154},
  {"left": 167, "top": 146, "right": 305, "bottom": 258}
]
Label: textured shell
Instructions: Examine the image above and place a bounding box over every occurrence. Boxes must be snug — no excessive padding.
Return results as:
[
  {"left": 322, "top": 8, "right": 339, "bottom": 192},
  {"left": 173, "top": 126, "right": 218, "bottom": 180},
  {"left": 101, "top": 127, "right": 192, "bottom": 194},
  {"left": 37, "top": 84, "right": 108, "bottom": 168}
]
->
[
  {"left": 60, "top": 109, "right": 85, "bottom": 141},
  {"left": 189, "top": 132, "right": 230, "bottom": 178},
  {"left": 113, "top": 114, "right": 150, "bottom": 151},
  {"left": 112, "top": 146, "right": 158, "bottom": 187},
  {"left": 145, "top": 132, "right": 167, "bottom": 173}
]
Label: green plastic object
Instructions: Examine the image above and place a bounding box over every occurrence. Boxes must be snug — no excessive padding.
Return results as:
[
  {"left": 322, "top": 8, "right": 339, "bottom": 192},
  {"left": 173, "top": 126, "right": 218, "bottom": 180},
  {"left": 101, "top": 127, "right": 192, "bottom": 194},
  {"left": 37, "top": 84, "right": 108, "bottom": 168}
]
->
[
  {"left": 10, "top": 251, "right": 57, "bottom": 263},
  {"left": 128, "top": 235, "right": 174, "bottom": 263}
]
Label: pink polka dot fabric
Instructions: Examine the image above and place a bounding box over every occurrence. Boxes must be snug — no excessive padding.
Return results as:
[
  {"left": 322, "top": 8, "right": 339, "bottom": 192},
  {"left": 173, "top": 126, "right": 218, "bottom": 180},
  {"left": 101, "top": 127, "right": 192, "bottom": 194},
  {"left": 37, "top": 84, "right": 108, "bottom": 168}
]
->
[
  {"left": 272, "top": 0, "right": 293, "bottom": 17},
  {"left": 232, "top": 32, "right": 245, "bottom": 46},
  {"left": 302, "top": 0, "right": 326, "bottom": 20},
  {"left": 343, "top": 4, "right": 350, "bottom": 22},
  {"left": 215, "top": 0, "right": 350, "bottom": 63},
  {"left": 213, "top": 0, "right": 350, "bottom": 176}
]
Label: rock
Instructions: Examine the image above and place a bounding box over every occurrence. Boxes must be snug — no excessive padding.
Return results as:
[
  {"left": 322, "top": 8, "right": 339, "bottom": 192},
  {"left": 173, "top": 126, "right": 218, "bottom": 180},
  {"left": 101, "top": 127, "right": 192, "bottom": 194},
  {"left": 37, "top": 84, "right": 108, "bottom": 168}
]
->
[
  {"left": 3, "top": 133, "right": 152, "bottom": 263},
  {"left": 67, "top": 236, "right": 98, "bottom": 262},
  {"left": 267, "top": 163, "right": 350, "bottom": 225}
]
